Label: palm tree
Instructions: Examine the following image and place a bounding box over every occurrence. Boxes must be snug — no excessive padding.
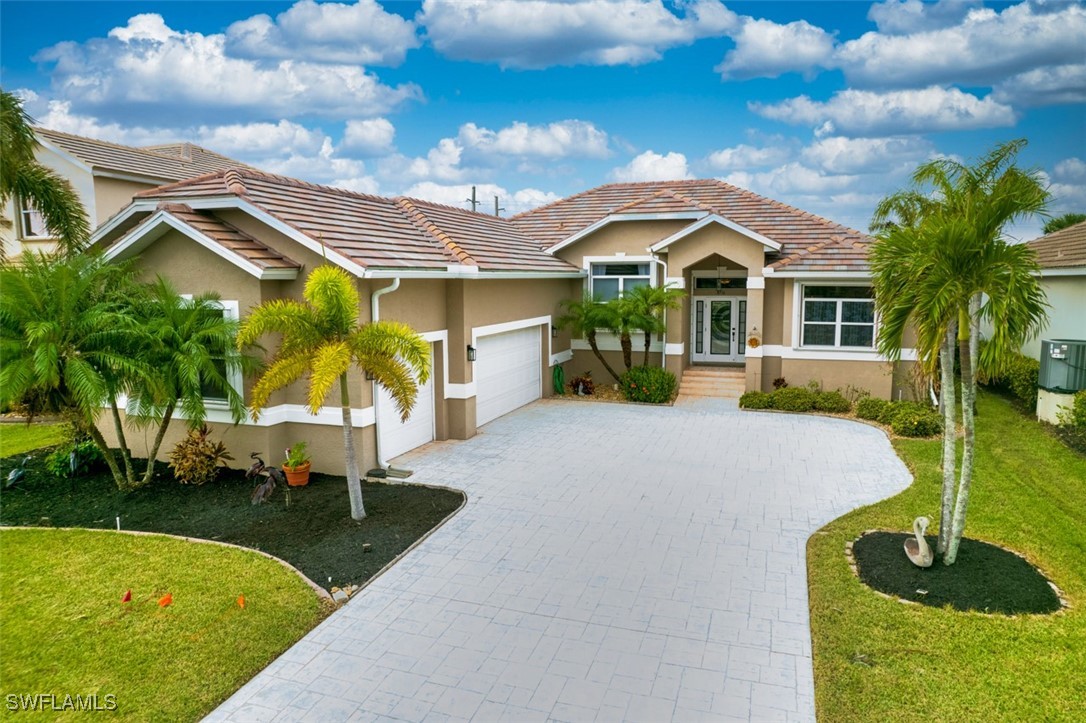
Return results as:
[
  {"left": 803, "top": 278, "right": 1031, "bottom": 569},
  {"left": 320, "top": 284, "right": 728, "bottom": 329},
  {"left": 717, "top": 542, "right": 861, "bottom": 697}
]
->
[
  {"left": 623, "top": 284, "right": 684, "bottom": 367},
  {"left": 237, "top": 266, "right": 430, "bottom": 521},
  {"left": 123, "top": 278, "right": 257, "bottom": 489},
  {"left": 869, "top": 139, "right": 1049, "bottom": 565},
  {"left": 0, "top": 251, "right": 146, "bottom": 487},
  {"left": 1, "top": 89, "right": 90, "bottom": 258},
  {"left": 1042, "top": 212, "right": 1085, "bottom": 235},
  {"left": 556, "top": 294, "right": 623, "bottom": 383}
]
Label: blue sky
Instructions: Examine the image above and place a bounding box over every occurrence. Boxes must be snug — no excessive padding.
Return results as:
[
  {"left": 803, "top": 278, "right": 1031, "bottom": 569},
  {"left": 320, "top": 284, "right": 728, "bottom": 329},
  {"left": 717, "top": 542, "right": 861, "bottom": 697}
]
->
[{"left": 2, "top": 0, "right": 1084, "bottom": 238}]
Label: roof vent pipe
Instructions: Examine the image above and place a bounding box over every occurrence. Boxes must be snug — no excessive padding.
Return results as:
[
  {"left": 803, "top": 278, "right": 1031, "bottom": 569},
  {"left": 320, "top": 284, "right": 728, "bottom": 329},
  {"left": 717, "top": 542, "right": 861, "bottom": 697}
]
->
[{"left": 370, "top": 278, "right": 401, "bottom": 470}]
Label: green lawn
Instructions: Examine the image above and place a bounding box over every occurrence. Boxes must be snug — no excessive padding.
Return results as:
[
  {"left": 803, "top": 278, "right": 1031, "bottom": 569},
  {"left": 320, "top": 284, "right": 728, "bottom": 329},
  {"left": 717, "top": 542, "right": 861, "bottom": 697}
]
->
[
  {"left": 0, "top": 528, "right": 327, "bottom": 721},
  {"left": 808, "top": 390, "right": 1086, "bottom": 721},
  {"left": 0, "top": 422, "right": 68, "bottom": 457}
]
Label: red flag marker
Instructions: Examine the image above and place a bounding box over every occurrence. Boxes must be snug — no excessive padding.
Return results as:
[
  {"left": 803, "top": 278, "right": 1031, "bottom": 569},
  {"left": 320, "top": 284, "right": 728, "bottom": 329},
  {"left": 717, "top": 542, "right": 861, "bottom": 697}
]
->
[{"left": 121, "top": 589, "right": 132, "bottom": 603}]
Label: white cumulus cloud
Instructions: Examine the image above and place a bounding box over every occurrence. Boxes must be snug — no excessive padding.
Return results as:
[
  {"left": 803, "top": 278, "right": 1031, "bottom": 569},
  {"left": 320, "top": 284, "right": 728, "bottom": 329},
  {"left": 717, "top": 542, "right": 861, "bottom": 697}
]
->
[
  {"left": 418, "top": 0, "right": 737, "bottom": 69},
  {"left": 225, "top": 0, "right": 419, "bottom": 66},
  {"left": 609, "top": 150, "right": 692, "bottom": 182},
  {"left": 458, "top": 120, "right": 610, "bottom": 159},
  {"left": 703, "top": 143, "right": 791, "bottom": 171},
  {"left": 715, "top": 17, "right": 835, "bottom": 80},
  {"left": 867, "top": 0, "right": 981, "bottom": 35},
  {"left": 750, "top": 86, "right": 1017, "bottom": 137},
  {"left": 800, "top": 136, "right": 935, "bottom": 175},
  {"left": 992, "top": 63, "right": 1086, "bottom": 107},
  {"left": 341, "top": 118, "right": 396, "bottom": 156},
  {"left": 34, "top": 14, "right": 421, "bottom": 125}
]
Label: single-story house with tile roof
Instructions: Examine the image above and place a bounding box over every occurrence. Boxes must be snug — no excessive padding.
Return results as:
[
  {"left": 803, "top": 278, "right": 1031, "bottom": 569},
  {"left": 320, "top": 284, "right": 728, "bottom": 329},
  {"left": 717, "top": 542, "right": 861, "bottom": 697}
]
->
[
  {"left": 90, "top": 168, "right": 917, "bottom": 474},
  {"left": 1, "top": 127, "right": 251, "bottom": 258},
  {"left": 1020, "top": 221, "right": 1086, "bottom": 359}
]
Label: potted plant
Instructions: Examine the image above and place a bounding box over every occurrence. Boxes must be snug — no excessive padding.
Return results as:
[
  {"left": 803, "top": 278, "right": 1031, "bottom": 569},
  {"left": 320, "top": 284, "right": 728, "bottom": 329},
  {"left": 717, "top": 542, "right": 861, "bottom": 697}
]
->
[{"left": 282, "top": 442, "right": 311, "bottom": 487}]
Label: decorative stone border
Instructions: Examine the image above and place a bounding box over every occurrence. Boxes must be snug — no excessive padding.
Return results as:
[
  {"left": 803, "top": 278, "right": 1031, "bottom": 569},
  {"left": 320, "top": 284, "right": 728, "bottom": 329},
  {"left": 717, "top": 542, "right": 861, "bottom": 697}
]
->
[{"left": 844, "top": 528, "right": 1071, "bottom": 615}]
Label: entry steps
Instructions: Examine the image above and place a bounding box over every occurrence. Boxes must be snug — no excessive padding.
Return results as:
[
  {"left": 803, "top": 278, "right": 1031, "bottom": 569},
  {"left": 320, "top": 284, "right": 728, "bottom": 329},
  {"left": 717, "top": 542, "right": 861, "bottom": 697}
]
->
[{"left": 677, "top": 367, "right": 746, "bottom": 399}]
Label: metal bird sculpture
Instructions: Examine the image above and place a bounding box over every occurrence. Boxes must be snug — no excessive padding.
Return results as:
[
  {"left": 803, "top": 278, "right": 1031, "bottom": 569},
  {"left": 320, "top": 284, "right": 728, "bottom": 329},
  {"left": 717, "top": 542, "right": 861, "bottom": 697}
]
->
[
  {"left": 250, "top": 471, "right": 276, "bottom": 505},
  {"left": 5, "top": 456, "right": 30, "bottom": 488},
  {"left": 245, "top": 452, "right": 266, "bottom": 480}
]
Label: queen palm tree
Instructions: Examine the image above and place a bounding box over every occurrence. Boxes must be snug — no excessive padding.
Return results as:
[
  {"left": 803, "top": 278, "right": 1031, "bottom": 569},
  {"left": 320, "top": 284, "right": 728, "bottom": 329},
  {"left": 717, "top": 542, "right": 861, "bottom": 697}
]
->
[
  {"left": 623, "top": 283, "right": 685, "bottom": 367},
  {"left": 870, "top": 139, "right": 1049, "bottom": 565},
  {"left": 556, "top": 294, "right": 623, "bottom": 383},
  {"left": 1, "top": 89, "right": 90, "bottom": 258},
  {"left": 237, "top": 266, "right": 430, "bottom": 521}
]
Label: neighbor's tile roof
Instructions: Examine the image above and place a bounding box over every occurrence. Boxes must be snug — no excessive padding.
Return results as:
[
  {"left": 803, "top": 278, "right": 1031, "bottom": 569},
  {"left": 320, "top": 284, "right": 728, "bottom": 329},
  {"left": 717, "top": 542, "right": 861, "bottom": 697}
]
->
[
  {"left": 155, "top": 202, "right": 300, "bottom": 271},
  {"left": 135, "top": 169, "right": 579, "bottom": 273},
  {"left": 511, "top": 179, "right": 873, "bottom": 272},
  {"left": 35, "top": 128, "right": 250, "bottom": 182},
  {"left": 1027, "top": 221, "right": 1086, "bottom": 269}
]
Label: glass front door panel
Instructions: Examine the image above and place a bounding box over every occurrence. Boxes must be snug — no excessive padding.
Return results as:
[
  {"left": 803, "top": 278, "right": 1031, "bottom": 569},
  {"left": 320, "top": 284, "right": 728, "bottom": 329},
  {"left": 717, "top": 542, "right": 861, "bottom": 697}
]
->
[{"left": 709, "top": 300, "right": 732, "bottom": 355}]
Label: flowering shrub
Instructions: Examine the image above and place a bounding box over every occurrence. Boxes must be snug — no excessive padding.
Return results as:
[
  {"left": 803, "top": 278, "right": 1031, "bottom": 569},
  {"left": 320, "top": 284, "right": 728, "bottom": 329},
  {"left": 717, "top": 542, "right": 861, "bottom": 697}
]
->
[
  {"left": 621, "top": 366, "right": 677, "bottom": 404},
  {"left": 569, "top": 374, "right": 595, "bottom": 395}
]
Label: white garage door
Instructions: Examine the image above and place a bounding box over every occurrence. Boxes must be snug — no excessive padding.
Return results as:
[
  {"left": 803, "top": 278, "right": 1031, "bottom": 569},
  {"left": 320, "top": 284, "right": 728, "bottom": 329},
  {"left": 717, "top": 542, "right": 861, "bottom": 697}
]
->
[
  {"left": 377, "top": 355, "right": 435, "bottom": 460},
  {"left": 476, "top": 326, "right": 542, "bottom": 426}
]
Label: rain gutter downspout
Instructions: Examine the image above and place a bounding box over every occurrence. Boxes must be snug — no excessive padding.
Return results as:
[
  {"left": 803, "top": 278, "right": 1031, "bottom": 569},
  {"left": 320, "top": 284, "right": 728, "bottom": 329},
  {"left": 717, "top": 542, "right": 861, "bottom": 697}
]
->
[
  {"left": 371, "top": 277, "right": 400, "bottom": 470},
  {"left": 649, "top": 252, "right": 669, "bottom": 370}
]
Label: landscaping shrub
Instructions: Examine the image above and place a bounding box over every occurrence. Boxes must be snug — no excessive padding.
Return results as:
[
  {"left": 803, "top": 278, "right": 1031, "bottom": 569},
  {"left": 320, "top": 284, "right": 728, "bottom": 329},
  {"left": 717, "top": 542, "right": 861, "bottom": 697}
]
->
[
  {"left": 890, "top": 405, "right": 943, "bottom": 437},
  {"left": 621, "top": 366, "right": 677, "bottom": 404},
  {"left": 770, "top": 386, "right": 815, "bottom": 412},
  {"left": 739, "top": 391, "right": 773, "bottom": 409},
  {"left": 1056, "top": 390, "right": 1086, "bottom": 454},
  {"left": 569, "top": 374, "right": 595, "bottom": 396},
  {"left": 168, "top": 425, "right": 234, "bottom": 485},
  {"left": 44, "top": 439, "right": 103, "bottom": 478},
  {"left": 983, "top": 350, "right": 1040, "bottom": 409},
  {"left": 855, "top": 397, "right": 890, "bottom": 421},
  {"left": 814, "top": 390, "right": 852, "bottom": 414}
]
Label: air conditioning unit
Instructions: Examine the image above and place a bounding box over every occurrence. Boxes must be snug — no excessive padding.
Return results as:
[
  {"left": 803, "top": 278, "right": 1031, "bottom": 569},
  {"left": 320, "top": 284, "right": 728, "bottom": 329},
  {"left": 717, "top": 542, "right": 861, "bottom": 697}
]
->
[{"left": 1038, "top": 339, "right": 1086, "bottom": 393}]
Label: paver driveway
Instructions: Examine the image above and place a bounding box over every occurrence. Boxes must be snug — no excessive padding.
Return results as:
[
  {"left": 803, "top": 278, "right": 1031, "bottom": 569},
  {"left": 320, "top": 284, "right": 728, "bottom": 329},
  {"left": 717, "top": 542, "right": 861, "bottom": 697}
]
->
[{"left": 210, "top": 398, "right": 911, "bottom": 723}]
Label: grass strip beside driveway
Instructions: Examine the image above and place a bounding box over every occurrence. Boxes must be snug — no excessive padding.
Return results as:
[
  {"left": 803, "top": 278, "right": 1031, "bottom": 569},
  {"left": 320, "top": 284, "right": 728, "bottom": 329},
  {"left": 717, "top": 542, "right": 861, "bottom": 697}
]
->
[
  {"left": 0, "top": 422, "right": 68, "bottom": 457},
  {"left": 808, "top": 390, "right": 1086, "bottom": 721},
  {"left": 0, "top": 528, "right": 326, "bottom": 721}
]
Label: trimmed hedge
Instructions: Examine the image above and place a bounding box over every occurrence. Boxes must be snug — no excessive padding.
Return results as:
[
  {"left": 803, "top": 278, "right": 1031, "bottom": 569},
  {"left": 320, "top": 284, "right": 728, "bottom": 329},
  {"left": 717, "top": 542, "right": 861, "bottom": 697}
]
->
[
  {"left": 771, "top": 386, "right": 816, "bottom": 412},
  {"left": 982, "top": 350, "right": 1040, "bottom": 409},
  {"left": 740, "top": 387, "right": 940, "bottom": 438},
  {"left": 890, "top": 406, "right": 943, "bottom": 437},
  {"left": 621, "top": 366, "right": 677, "bottom": 404},
  {"left": 856, "top": 397, "right": 890, "bottom": 421},
  {"left": 739, "top": 390, "right": 773, "bottom": 409},
  {"left": 814, "top": 390, "right": 852, "bottom": 414}
]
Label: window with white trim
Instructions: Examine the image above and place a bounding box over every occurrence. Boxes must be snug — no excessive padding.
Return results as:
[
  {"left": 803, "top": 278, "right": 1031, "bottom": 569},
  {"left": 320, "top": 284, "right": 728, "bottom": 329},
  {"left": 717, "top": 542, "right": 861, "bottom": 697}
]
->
[
  {"left": 801, "top": 286, "right": 875, "bottom": 348},
  {"left": 589, "top": 262, "right": 650, "bottom": 301},
  {"left": 181, "top": 296, "right": 243, "bottom": 404},
  {"left": 18, "top": 199, "right": 48, "bottom": 238}
]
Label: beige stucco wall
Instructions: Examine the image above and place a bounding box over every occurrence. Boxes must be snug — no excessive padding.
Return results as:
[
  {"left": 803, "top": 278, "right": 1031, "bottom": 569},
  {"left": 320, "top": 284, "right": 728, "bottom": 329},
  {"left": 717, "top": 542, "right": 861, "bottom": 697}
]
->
[
  {"left": 554, "top": 221, "right": 689, "bottom": 270},
  {"left": 93, "top": 177, "right": 156, "bottom": 225},
  {"left": 2, "top": 146, "right": 97, "bottom": 257},
  {"left": 778, "top": 359, "right": 895, "bottom": 398}
]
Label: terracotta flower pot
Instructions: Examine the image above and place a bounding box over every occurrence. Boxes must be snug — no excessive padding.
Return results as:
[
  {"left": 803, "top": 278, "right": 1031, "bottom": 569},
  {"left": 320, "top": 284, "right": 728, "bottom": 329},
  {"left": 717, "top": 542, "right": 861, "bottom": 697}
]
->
[{"left": 283, "top": 461, "right": 311, "bottom": 487}]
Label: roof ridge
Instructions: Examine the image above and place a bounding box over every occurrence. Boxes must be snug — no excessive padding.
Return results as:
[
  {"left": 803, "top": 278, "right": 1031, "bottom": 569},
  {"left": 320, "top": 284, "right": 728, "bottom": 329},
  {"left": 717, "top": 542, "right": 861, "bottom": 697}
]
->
[
  {"left": 395, "top": 198, "right": 478, "bottom": 267},
  {"left": 36, "top": 126, "right": 210, "bottom": 166},
  {"left": 134, "top": 170, "right": 229, "bottom": 197},
  {"left": 660, "top": 188, "right": 718, "bottom": 215}
]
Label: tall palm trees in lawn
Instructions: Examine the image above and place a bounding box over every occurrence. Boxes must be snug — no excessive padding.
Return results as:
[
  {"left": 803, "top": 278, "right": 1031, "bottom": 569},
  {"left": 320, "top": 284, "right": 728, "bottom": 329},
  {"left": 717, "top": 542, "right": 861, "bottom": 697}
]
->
[
  {"left": 869, "top": 139, "right": 1049, "bottom": 565},
  {"left": 1, "top": 89, "right": 89, "bottom": 258},
  {"left": 237, "top": 266, "right": 430, "bottom": 521}
]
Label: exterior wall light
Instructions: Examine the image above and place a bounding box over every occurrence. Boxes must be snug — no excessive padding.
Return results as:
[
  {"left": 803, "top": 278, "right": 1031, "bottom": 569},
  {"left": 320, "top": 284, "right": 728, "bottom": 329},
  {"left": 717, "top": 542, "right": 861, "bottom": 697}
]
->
[
  {"left": 467, "top": 345, "right": 477, "bottom": 362},
  {"left": 552, "top": 325, "right": 559, "bottom": 338}
]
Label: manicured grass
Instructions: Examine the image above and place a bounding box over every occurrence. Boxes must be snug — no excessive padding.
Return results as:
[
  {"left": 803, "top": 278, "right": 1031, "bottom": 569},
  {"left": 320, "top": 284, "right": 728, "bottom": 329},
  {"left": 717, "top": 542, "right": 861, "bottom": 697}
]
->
[
  {"left": 0, "top": 459, "right": 464, "bottom": 591},
  {"left": 808, "top": 390, "right": 1086, "bottom": 721},
  {"left": 0, "top": 528, "right": 326, "bottom": 721},
  {"left": 0, "top": 421, "right": 68, "bottom": 457}
]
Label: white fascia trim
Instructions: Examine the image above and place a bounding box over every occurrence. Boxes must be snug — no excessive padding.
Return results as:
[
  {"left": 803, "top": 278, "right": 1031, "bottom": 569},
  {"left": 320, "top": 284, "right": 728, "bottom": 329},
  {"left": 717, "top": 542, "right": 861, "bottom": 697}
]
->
[
  {"left": 416, "top": 329, "right": 453, "bottom": 401},
  {"left": 649, "top": 214, "right": 781, "bottom": 253},
  {"left": 365, "top": 269, "right": 585, "bottom": 279},
  {"left": 1038, "top": 267, "right": 1086, "bottom": 277},
  {"left": 118, "top": 400, "right": 376, "bottom": 428},
  {"left": 759, "top": 344, "right": 918, "bottom": 362},
  {"left": 89, "top": 199, "right": 161, "bottom": 245},
  {"left": 665, "top": 276, "right": 685, "bottom": 289},
  {"left": 746, "top": 346, "right": 763, "bottom": 358},
  {"left": 545, "top": 212, "right": 707, "bottom": 256},
  {"left": 665, "top": 342, "right": 685, "bottom": 355},
  {"left": 34, "top": 136, "right": 94, "bottom": 174},
  {"left": 550, "top": 349, "right": 574, "bottom": 366},
  {"left": 764, "top": 268, "right": 872, "bottom": 279},
  {"left": 747, "top": 276, "right": 766, "bottom": 290},
  {"left": 102, "top": 210, "right": 296, "bottom": 280},
  {"left": 446, "top": 382, "right": 476, "bottom": 399}
]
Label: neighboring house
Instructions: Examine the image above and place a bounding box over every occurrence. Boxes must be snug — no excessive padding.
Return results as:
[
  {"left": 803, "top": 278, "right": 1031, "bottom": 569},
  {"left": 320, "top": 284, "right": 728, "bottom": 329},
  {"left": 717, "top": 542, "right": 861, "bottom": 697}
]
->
[
  {"left": 91, "top": 169, "right": 917, "bottom": 474},
  {"left": 1021, "top": 221, "right": 1086, "bottom": 359},
  {"left": 0, "top": 127, "right": 249, "bottom": 258}
]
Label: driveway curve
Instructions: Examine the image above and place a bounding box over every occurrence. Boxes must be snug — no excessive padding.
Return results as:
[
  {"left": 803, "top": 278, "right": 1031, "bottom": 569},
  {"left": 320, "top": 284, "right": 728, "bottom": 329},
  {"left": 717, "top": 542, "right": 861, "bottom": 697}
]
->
[{"left": 209, "top": 398, "right": 911, "bottom": 723}]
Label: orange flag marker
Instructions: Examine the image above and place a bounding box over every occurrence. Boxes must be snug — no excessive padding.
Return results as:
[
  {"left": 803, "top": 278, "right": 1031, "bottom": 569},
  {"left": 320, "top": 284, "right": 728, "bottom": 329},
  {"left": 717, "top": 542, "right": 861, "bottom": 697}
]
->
[
  {"left": 237, "top": 595, "right": 246, "bottom": 609},
  {"left": 158, "top": 593, "right": 173, "bottom": 607}
]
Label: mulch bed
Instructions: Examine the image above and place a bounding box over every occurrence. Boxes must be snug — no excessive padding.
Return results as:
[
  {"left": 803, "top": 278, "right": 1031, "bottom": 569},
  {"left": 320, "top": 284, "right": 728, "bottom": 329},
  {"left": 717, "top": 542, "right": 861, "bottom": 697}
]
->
[
  {"left": 850, "top": 531, "right": 1063, "bottom": 615},
  {"left": 0, "top": 454, "right": 463, "bottom": 591}
]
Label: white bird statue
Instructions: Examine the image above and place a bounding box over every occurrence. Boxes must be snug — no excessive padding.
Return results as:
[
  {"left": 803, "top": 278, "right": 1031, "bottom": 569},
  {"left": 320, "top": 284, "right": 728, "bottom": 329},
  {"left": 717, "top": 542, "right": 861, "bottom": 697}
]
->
[{"left": 904, "top": 516, "right": 934, "bottom": 568}]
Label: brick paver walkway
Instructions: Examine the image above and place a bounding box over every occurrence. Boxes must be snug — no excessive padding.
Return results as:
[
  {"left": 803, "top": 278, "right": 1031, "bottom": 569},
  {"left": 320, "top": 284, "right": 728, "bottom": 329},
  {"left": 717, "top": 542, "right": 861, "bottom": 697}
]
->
[{"left": 209, "top": 398, "right": 911, "bottom": 722}]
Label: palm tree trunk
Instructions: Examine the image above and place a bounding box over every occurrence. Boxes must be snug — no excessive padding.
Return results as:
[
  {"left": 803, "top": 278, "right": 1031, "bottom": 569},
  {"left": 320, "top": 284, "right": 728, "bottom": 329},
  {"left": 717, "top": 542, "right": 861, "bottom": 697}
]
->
[
  {"left": 82, "top": 420, "right": 125, "bottom": 488},
  {"left": 109, "top": 397, "right": 137, "bottom": 490},
  {"left": 586, "top": 330, "right": 623, "bottom": 383},
  {"left": 138, "top": 402, "right": 175, "bottom": 488},
  {"left": 339, "top": 373, "right": 366, "bottom": 520},
  {"left": 620, "top": 332, "right": 632, "bottom": 371},
  {"left": 937, "top": 319, "right": 957, "bottom": 556},
  {"left": 642, "top": 331, "right": 652, "bottom": 368},
  {"left": 945, "top": 299, "right": 980, "bottom": 565}
]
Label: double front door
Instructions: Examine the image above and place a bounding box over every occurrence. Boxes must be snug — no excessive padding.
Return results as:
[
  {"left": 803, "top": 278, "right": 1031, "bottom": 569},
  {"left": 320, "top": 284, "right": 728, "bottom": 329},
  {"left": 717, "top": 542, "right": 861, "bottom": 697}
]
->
[{"left": 691, "top": 296, "right": 746, "bottom": 363}]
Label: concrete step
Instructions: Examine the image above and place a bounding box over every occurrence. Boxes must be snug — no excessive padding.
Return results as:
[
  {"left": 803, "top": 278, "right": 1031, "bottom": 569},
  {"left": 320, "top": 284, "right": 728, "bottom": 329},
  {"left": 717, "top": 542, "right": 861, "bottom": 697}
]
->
[
  {"left": 676, "top": 388, "right": 743, "bottom": 399},
  {"left": 678, "top": 367, "right": 747, "bottom": 399}
]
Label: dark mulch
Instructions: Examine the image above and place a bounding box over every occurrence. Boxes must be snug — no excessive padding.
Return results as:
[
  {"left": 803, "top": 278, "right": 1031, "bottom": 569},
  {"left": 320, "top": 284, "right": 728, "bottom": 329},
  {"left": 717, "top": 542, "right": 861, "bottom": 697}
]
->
[
  {"left": 0, "top": 454, "right": 463, "bottom": 590},
  {"left": 852, "top": 531, "right": 1062, "bottom": 615}
]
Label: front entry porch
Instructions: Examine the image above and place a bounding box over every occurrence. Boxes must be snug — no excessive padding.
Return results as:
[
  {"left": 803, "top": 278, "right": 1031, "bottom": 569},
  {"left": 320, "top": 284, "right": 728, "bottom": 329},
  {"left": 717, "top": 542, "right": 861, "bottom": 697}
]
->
[{"left": 690, "top": 295, "right": 747, "bottom": 364}]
